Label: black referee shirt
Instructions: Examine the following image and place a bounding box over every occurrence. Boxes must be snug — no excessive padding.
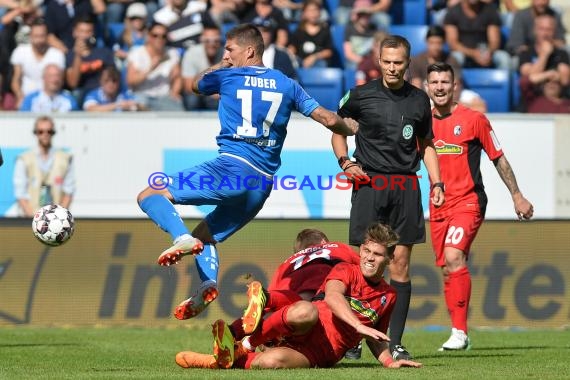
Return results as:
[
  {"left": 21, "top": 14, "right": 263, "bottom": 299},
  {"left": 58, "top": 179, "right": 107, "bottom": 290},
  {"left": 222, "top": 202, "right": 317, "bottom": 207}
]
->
[{"left": 338, "top": 79, "right": 433, "bottom": 174}]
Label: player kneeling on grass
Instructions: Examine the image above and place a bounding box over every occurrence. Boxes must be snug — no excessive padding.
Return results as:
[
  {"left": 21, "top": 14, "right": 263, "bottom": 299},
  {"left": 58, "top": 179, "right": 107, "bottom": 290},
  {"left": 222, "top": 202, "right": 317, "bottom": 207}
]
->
[{"left": 176, "top": 223, "right": 422, "bottom": 369}]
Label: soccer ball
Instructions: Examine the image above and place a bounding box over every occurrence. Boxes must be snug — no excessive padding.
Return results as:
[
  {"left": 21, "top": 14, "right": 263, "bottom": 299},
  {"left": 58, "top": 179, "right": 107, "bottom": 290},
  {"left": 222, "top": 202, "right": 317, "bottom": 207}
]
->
[{"left": 32, "top": 204, "right": 75, "bottom": 246}]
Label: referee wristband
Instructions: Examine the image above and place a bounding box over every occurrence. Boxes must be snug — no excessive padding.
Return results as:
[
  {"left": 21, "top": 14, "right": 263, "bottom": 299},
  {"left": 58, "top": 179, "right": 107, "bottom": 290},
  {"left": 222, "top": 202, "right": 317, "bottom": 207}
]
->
[
  {"left": 431, "top": 182, "right": 445, "bottom": 192},
  {"left": 338, "top": 156, "right": 350, "bottom": 169}
]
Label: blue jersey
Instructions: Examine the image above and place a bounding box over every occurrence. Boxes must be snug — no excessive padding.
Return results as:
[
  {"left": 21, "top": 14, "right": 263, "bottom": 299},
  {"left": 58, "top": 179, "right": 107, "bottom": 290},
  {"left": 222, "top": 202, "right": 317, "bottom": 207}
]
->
[{"left": 199, "top": 66, "right": 319, "bottom": 175}]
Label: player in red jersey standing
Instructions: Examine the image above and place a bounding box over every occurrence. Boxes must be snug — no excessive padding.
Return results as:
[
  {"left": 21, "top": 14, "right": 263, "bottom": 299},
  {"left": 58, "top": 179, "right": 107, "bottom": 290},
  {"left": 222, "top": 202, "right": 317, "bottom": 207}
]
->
[{"left": 425, "top": 62, "right": 534, "bottom": 351}]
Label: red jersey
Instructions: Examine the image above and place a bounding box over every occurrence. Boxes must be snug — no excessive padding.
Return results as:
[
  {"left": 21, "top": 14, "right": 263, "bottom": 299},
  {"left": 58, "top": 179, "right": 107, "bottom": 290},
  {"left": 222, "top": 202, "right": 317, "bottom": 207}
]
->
[
  {"left": 282, "top": 262, "right": 396, "bottom": 367},
  {"left": 268, "top": 242, "right": 360, "bottom": 293},
  {"left": 430, "top": 104, "right": 503, "bottom": 220}
]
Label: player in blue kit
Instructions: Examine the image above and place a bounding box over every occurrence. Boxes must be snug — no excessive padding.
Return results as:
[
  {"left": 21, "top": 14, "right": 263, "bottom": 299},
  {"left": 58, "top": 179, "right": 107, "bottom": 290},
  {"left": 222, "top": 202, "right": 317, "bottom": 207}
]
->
[{"left": 137, "top": 24, "right": 358, "bottom": 320}]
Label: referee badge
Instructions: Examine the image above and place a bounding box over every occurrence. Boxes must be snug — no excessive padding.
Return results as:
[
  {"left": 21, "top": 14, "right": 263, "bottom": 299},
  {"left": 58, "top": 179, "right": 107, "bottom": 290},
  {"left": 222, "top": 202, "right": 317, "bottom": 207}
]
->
[{"left": 402, "top": 124, "right": 413, "bottom": 140}]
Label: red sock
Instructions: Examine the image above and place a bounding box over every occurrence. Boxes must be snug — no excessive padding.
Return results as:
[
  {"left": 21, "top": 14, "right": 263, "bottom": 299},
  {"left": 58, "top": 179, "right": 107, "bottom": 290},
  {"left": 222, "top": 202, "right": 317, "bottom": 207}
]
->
[
  {"left": 447, "top": 267, "right": 471, "bottom": 333},
  {"left": 249, "top": 304, "right": 293, "bottom": 348},
  {"left": 266, "top": 290, "right": 302, "bottom": 311},
  {"left": 229, "top": 318, "right": 246, "bottom": 341}
]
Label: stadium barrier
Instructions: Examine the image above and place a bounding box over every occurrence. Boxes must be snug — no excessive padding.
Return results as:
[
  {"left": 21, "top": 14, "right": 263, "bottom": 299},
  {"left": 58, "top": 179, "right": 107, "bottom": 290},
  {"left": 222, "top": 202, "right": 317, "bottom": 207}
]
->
[{"left": 1, "top": 219, "right": 569, "bottom": 329}]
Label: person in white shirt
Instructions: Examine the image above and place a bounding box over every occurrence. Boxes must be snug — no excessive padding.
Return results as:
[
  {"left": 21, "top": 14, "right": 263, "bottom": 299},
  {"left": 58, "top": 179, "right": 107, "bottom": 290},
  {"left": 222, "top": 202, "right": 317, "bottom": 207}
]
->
[{"left": 10, "top": 18, "right": 65, "bottom": 109}]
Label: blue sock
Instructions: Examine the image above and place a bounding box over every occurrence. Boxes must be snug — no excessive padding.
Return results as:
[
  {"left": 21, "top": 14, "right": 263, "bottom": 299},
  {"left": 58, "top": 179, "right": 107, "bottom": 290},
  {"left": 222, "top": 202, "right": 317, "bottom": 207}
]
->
[
  {"left": 195, "top": 244, "right": 219, "bottom": 284},
  {"left": 139, "top": 194, "right": 189, "bottom": 241}
]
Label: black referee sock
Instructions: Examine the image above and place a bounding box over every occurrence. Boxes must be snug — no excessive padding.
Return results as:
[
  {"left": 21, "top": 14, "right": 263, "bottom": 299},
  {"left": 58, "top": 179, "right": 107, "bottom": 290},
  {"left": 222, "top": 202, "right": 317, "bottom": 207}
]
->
[{"left": 389, "top": 279, "right": 412, "bottom": 347}]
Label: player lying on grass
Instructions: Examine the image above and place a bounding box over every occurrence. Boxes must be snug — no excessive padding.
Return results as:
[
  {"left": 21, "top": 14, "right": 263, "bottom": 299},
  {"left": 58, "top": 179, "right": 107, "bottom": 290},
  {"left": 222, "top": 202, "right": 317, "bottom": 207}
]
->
[{"left": 175, "top": 223, "right": 423, "bottom": 369}]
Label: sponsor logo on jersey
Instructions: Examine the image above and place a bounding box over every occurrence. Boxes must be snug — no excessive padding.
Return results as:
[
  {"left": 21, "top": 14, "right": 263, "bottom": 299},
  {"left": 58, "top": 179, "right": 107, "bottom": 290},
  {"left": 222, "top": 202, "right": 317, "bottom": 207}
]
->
[
  {"left": 434, "top": 139, "right": 463, "bottom": 154},
  {"left": 402, "top": 124, "right": 414, "bottom": 139}
]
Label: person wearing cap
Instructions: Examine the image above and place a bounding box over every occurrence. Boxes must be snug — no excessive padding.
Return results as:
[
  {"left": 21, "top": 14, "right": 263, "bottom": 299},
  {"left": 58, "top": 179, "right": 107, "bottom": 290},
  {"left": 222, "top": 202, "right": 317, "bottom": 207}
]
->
[
  {"left": 409, "top": 25, "right": 461, "bottom": 90},
  {"left": 253, "top": 16, "right": 298, "bottom": 80},
  {"left": 105, "top": 0, "right": 156, "bottom": 25},
  {"left": 114, "top": 2, "right": 149, "bottom": 61}
]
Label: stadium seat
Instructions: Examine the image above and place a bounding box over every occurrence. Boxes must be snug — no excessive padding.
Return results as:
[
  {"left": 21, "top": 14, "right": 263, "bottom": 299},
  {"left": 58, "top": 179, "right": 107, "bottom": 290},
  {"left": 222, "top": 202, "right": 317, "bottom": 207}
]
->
[
  {"left": 107, "top": 22, "right": 125, "bottom": 46},
  {"left": 511, "top": 71, "right": 522, "bottom": 111},
  {"left": 388, "top": 0, "right": 428, "bottom": 25},
  {"left": 297, "top": 68, "right": 344, "bottom": 110},
  {"left": 462, "top": 69, "right": 511, "bottom": 113},
  {"left": 330, "top": 24, "right": 345, "bottom": 68},
  {"left": 324, "top": 0, "right": 339, "bottom": 17},
  {"left": 388, "top": 25, "right": 428, "bottom": 57},
  {"left": 344, "top": 68, "right": 356, "bottom": 92}
]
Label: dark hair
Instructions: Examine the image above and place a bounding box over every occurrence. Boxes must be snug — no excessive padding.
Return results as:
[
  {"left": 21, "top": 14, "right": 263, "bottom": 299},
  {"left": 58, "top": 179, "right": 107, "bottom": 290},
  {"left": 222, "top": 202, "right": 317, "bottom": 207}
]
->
[
  {"left": 30, "top": 18, "right": 47, "bottom": 28},
  {"left": 426, "top": 25, "right": 445, "bottom": 40},
  {"left": 149, "top": 21, "right": 168, "bottom": 33},
  {"left": 427, "top": 61, "right": 455, "bottom": 82},
  {"left": 227, "top": 24, "right": 265, "bottom": 58},
  {"left": 294, "top": 228, "right": 329, "bottom": 252},
  {"left": 381, "top": 35, "right": 411, "bottom": 59},
  {"left": 101, "top": 65, "right": 121, "bottom": 81},
  {"left": 363, "top": 223, "right": 399, "bottom": 258},
  {"left": 73, "top": 14, "right": 95, "bottom": 28}
]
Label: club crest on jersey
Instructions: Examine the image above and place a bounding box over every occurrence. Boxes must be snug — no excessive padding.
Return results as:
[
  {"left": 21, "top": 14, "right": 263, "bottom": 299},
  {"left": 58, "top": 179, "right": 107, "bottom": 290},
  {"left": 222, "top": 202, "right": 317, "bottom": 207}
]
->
[
  {"left": 454, "top": 125, "right": 462, "bottom": 136},
  {"left": 402, "top": 125, "right": 413, "bottom": 140}
]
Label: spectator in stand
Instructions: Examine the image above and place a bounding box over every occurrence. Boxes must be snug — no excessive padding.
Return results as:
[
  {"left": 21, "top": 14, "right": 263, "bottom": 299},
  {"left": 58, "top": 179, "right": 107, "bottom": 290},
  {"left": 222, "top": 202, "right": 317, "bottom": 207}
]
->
[
  {"left": 113, "top": 2, "right": 149, "bottom": 63},
  {"left": 288, "top": 0, "right": 333, "bottom": 69},
  {"left": 0, "top": 0, "right": 43, "bottom": 110},
  {"left": 20, "top": 64, "right": 78, "bottom": 112},
  {"left": 83, "top": 65, "right": 145, "bottom": 111},
  {"left": 105, "top": 0, "right": 158, "bottom": 25},
  {"left": 160, "top": 1, "right": 218, "bottom": 49},
  {"left": 11, "top": 19, "right": 66, "bottom": 110},
  {"left": 335, "top": 0, "right": 391, "bottom": 31},
  {"left": 65, "top": 15, "right": 116, "bottom": 107},
  {"left": 273, "top": 0, "right": 304, "bottom": 22},
  {"left": 241, "top": 0, "right": 289, "bottom": 48},
  {"left": 254, "top": 16, "right": 298, "bottom": 80},
  {"left": 45, "top": 0, "right": 106, "bottom": 54},
  {"left": 519, "top": 71, "right": 570, "bottom": 113},
  {"left": 181, "top": 24, "right": 224, "bottom": 110},
  {"left": 430, "top": 0, "right": 460, "bottom": 26},
  {"left": 153, "top": 0, "right": 206, "bottom": 26},
  {"left": 355, "top": 30, "right": 387, "bottom": 85},
  {"left": 409, "top": 25, "right": 461, "bottom": 90},
  {"left": 506, "top": 0, "right": 566, "bottom": 56},
  {"left": 343, "top": 3, "right": 377, "bottom": 70},
  {"left": 258, "top": 17, "right": 298, "bottom": 77},
  {"left": 443, "top": 0, "right": 510, "bottom": 70},
  {"left": 126, "top": 22, "right": 183, "bottom": 111},
  {"left": 207, "top": 0, "right": 242, "bottom": 26},
  {"left": 518, "top": 12, "right": 570, "bottom": 88},
  {"left": 499, "top": 0, "right": 530, "bottom": 28}
]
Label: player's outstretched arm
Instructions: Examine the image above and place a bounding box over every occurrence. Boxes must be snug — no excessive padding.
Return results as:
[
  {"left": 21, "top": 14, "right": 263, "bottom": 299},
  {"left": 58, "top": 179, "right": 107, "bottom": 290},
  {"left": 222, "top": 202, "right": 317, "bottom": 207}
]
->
[
  {"left": 366, "top": 339, "right": 423, "bottom": 368},
  {"left": 310, "top": 106, "right": 358, "bottom": 136},
  {"left": 493, "top": 155, "right": 534, "bottom": 220}
]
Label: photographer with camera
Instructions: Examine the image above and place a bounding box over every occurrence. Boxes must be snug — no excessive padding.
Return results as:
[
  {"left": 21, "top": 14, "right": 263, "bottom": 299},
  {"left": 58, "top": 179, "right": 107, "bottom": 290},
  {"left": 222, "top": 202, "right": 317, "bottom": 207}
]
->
[{"left": 65, "top": 15, "right": 115, "bottom": 108}]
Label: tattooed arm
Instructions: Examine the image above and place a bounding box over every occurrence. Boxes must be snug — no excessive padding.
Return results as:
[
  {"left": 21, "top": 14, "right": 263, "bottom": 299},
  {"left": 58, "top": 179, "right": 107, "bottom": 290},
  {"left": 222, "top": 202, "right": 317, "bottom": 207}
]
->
[{"left": 493, "top": 155, "right": 534, "bottom": 220}]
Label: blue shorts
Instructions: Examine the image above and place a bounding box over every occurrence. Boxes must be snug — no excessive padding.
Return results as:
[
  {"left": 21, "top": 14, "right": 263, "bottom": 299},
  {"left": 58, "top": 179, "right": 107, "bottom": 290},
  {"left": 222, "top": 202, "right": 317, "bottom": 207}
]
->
[{"left": 168, "top": 154, "right": 273, "bottom": 243}]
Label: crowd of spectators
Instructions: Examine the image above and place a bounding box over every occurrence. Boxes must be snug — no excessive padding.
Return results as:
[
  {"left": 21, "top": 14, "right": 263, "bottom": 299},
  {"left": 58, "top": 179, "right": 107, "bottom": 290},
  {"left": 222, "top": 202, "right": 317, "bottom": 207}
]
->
[{"left": 0, "top": 0, "right": 567, "bottom": 113}]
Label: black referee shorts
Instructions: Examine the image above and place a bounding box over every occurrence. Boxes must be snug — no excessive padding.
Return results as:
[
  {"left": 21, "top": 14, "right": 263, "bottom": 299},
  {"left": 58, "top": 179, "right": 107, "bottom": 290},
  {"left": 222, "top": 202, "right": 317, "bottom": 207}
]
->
[{"left": 348, "top": 173, "right": 425, "bottom": 246}]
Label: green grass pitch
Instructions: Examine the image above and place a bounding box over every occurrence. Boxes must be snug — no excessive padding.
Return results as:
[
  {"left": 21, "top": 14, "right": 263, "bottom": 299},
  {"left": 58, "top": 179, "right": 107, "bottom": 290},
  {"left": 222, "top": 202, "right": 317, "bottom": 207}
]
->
[{"left": 1, "top": 327, "right": 569, "bottom": 379}]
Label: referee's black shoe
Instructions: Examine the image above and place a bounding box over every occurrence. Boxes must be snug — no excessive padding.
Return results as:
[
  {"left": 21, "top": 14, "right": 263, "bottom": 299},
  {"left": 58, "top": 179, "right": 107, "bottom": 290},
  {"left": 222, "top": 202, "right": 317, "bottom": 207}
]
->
[
  {"left": 391, "top": 344, "right": 413, "bottom": 360},
  {"left": 344, "top": 341, "right": 362, "bottom": 359}
]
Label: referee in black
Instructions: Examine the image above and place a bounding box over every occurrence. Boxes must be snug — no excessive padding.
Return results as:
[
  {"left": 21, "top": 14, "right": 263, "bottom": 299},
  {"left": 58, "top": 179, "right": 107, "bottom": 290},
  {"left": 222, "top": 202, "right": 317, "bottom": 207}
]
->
[{"left": 332, "top": 35, "right": 445, "bottom": 360}]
